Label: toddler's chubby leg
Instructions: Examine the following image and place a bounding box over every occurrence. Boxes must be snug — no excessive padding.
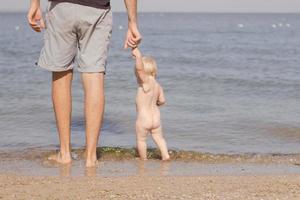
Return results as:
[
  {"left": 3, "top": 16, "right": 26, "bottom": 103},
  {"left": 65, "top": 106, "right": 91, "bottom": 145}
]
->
[
  {"left": 151, "top": 126, "right": 170, "bottom": 161},
  {"left": 136, "top": 122, "right": 149, "bottom": 160}
]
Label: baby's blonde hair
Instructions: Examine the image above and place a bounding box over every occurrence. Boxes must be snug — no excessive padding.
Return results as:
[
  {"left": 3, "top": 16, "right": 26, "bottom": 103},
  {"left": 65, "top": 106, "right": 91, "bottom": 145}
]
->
[{"left": 142, "top": 56, "right": 157, "bottom": 77}]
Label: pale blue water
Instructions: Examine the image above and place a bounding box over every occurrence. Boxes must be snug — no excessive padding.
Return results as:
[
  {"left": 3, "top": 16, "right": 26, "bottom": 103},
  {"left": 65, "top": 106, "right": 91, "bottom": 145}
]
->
[{"left": 0, "top": 12, "right": 300, "bottom": 155}]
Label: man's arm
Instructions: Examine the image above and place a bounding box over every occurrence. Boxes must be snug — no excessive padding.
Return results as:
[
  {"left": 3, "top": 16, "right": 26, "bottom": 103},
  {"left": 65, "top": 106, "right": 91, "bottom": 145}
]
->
[
  {"left": 27, "top": 0, "right": 45, "bottom": 32},
  {"left": 124, "top": 0, "right": 142, "bottom": 49},
  {"left": 124, "top": 0, "right": 137, "bottom": 25}
]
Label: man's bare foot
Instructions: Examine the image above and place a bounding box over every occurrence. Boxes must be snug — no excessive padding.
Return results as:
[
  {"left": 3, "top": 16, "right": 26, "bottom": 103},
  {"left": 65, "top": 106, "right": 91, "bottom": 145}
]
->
[
  {"left": 85, "top": 158, "right": 98, "bottom": 167},
  {"left": 162, "top": 155, "right": 170, "bottom": 161},
  {"left": 48, "top": 152, "right": 72, "bottom": 164}
]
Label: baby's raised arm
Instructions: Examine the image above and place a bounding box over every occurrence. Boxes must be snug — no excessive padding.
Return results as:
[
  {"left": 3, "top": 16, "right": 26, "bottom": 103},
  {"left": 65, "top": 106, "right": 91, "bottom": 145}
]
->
[{"left": 132, "top": 48, "right": 150, "bottom": 92}]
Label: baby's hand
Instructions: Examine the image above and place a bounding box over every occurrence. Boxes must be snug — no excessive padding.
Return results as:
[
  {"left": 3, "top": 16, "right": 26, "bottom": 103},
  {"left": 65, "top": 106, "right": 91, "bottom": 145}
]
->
[
  {"left": 132, "top": 47, "right": 142, "bottom": 59},
  {"left": 157, "top": 99, "right": 166, "bottom": 107}
]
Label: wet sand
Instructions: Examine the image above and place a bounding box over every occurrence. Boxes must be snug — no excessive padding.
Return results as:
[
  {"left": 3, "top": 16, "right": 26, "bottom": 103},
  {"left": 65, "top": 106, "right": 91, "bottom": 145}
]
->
[
  {"left": 1, "top": 148, "right": 300, "bottom": 199},
  {"left": 1, "top": 174, "right": 300, "bottom": 200}
]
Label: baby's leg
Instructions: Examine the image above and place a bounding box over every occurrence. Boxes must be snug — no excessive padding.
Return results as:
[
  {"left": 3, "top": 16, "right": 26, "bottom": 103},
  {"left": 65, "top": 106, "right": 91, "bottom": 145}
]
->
[
  {"left": 151, "top": 126, "right": 170, "bottom": 161},
  {"left": 136, "top": 122, "right": 149, "bottom": 160}
]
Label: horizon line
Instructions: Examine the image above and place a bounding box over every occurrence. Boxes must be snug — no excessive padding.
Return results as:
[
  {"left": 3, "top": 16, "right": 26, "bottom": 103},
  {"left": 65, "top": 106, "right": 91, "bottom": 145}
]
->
[{"left": 1, "top": 10, "right": 300, "bottom": 14}]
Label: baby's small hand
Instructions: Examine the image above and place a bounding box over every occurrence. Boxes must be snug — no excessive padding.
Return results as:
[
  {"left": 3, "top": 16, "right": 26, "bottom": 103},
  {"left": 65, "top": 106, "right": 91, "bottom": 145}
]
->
[
  {"left": 157, "top": 100, "right": 165, "bottom": 107},
  {"left": 132, "top": 47, "right": 142, "bottom": 59}
]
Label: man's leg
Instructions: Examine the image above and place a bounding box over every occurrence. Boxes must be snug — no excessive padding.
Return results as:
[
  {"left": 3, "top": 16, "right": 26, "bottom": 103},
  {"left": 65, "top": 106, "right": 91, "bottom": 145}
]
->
[
  {"left": 48, "top": 70, "right": 73, "bottom": 164},
  {"left": 81, "top": 73, "right": 105, "bottom": 167}
]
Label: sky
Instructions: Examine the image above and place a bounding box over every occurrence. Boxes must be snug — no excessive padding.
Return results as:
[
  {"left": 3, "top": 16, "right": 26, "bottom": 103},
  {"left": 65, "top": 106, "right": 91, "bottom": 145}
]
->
[{"left": 1, "top": 0, "right": 300, "bottom": 13}]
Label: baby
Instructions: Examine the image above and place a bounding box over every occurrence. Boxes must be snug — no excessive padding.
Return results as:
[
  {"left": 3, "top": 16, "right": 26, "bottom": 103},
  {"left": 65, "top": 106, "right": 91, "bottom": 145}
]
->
[{"left": 132, "top": 47, "right": 170, "bottom": 161}]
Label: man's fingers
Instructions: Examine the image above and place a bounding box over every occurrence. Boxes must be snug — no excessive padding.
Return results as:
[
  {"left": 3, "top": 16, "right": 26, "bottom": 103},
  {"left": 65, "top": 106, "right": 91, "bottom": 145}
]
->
[
  {"left": 31, "top": 24, "right": 42, "bottom": 32},
  {"left": 31, "top": 25, "right": 39, "bottom": 30},
  {"left": 37, "top": 8, "right": 46, "bottom": 29},
  {"left": 28, "top": 19, "right": 44, "bottom": 32},
  {"left": 131, "top": 29, "right": 142, "bottom": 42},
  {"left": 133, "top": 34, "right": 141, "bottom": 41},
  {"left": 124, "top": 38, "right": 136, "bottom": 49},
  {"left": 40, "top": 18, "right": 46, "bottom": 29},
  {"left": 127, "top": 43, "right": 137, "bottom": 48},
  {"left": 33, "top": 27, "right": 41, "bottom": 32},
  {"left": 127, "top": 39, "right": 137, "bottom": 48},
  {"left": 27, "top": 16, "right": 40, "bottom": 31},
  {"left": 28, "top": 17, "right": 37, "bottom": 27},
  {"left": 124, "top": 41, "right": 128, "bottom": 49},
  {"left": 129, "top": 37, "right": 136, "bottom": 46},
  {"left": 127, "top": 42, "right": 135, "bottom": 48},
  {"left": 133, "top": 35, "right": 142, "bottom": 44}
]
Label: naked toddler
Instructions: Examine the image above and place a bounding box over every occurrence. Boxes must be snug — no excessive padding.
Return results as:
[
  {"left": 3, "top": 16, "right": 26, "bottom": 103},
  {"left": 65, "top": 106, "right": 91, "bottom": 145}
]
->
[{"left": 132, "top": 47, "right": 170, "bottom": 161}]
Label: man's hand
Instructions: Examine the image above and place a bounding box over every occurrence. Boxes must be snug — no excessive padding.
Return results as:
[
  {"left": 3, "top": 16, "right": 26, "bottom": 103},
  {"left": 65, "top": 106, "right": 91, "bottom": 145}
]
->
[
  {"left": 124, "top": 24, "right": 142, "bottom": 49},
  {"left": 123, "top": 0, "right": 142, "bottom": 49},
  {"left": 27, "top": 0, "right": 45, "bottom": 32}
]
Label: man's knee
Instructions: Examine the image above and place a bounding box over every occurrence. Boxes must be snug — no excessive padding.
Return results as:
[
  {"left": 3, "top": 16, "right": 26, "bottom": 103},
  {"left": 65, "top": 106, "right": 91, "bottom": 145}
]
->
[{"left": 52, "top": 69, "right": 73, "bottom": 82}]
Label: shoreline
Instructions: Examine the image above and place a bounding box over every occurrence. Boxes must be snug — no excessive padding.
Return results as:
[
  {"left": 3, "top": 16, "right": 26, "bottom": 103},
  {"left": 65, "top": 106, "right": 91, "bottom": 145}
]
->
[
  {"left": 1, "top": 147, "right": 300, "bottom": 177},
  {"left": 1, "top": 146, "right": 300, "bottom": 164},
  {"left": 1, "top": 147, "right": 300, "bottom": 199}
]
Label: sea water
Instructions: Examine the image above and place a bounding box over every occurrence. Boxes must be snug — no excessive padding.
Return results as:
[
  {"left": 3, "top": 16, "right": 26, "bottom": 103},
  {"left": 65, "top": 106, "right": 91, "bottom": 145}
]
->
[{"left": 0, "top": 13, "right": 300, "bottom": 156}]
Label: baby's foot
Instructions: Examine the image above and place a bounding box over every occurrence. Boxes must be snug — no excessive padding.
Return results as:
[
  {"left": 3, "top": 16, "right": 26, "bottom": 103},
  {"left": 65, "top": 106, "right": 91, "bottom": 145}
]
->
[{"left": 48, "top": 152, "right": 72, "bottom": 164}]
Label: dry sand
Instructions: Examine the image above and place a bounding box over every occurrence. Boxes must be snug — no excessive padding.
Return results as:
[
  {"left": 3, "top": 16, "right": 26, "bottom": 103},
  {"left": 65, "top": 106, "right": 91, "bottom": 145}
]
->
[{"left": 1, "top": 174, "right": 300, "bottom": 200}]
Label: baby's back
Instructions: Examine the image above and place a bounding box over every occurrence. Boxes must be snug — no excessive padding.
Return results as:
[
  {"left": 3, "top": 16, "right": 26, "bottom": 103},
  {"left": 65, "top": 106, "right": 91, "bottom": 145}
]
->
[{"left": 136, "top": 77, "right": 162, "bottom": 130}]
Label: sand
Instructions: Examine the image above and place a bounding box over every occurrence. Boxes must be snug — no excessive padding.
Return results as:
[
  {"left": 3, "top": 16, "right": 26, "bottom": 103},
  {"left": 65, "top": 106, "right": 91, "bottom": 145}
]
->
[
  {"left": 1, "top": 174, "right": 300, "bottom": 200},
  {"left": 1, "top": 148, "right": 300, "bottom": 199}
]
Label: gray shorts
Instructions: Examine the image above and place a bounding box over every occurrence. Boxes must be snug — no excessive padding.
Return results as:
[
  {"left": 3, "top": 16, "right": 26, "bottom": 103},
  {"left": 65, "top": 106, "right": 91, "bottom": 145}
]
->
[{"left": 38, "top": 2, "right": 113, "bottom": 73}]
